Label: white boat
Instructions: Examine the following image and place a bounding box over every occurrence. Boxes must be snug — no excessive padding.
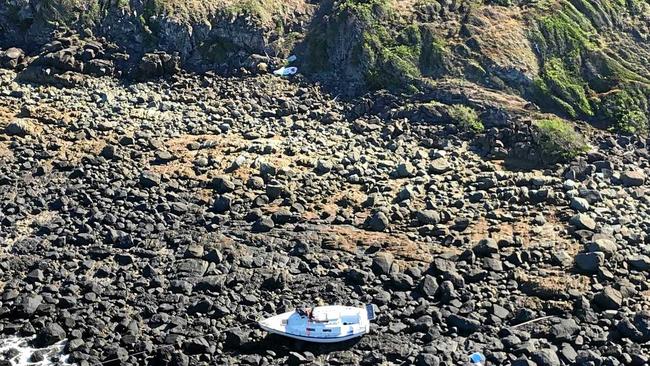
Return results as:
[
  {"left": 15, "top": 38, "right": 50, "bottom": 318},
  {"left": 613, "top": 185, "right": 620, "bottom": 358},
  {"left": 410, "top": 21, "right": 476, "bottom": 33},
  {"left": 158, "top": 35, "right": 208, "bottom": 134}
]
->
[{"left": 258, "top": 304, "right": 376, "bottom": 343}]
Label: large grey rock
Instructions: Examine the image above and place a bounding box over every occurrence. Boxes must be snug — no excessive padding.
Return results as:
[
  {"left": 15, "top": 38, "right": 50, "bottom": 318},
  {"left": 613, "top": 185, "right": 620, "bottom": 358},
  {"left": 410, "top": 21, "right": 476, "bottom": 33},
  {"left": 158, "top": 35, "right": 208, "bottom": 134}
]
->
[
  {"left": 252, "top": 217, "right": 274, "bottom": 232},
  {"left": 139, "top": 171, "right": 161, "bottom": 188},
  {"left": 176, "top": 259, "right": 208, "bottom": 277},
  {"left": 415, "top": 210, "right": 440, "bottom": 225},
  {"left": 393, "top": 162, "right": 416, "bottom": 178},
  {"left": 5, "top": 120, "right": 35, "bottom": 137},
  {"left": 586, "top": 238, "right": 617, "bottom": 257},
  {"left": 371, "top": 252, "right": 396, "bottom": 275},
  {"left": 570, "top": 214, "right": 596, "bottom": 230},
  {"left": 416, "top": 353, "right": 440, "bottom": 366},
  {"left": 593, "top": 287, "right": 622, "bottom": 310},
  {"left": 531, "top": 349, "right": 561, "bottom": 366},
  {"left": 21, "top": 294, "right": 43, "bottom": 315},
  {"left": 617, "top": 311, "right": 650, "bottom": 342},
  {"left": 365, "top": 212, "right": 389, "bottom": 232},
  {"left": 550, "top": 318, "right": 580, "bottom": 340},
  {"left": 473, "top": 238, "right": 499, "bottom": 256},
  {"left": 621, "top": 170, "right": 645, "bottom": 187},
  {"left": 33, "top": 323, "right": 66, "bottom": 347},
  {"left": 419, "top": 275, "right": 439, "bottom": 298},
  {"left": 446, "top": 314, "right": 480, "bottom": 334},
  {"left": 429, "top": 158, "right": 451, "bottom": 174},
  {"left": 570, "top": 197, "right": 590, "bottom": 212}
]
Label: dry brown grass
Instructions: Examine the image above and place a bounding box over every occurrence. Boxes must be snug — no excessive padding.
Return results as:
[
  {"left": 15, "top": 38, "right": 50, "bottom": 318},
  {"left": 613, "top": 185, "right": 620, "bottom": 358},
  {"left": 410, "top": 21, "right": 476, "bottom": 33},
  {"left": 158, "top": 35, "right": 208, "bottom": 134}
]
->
[
  {"left": 317, "top": 224, "right": 459, "bottom": 263},
  {"left": 156, "top": 132, "right": 314, "bottom": 183},
  {"left": 150, "top": 0, "right": 309, "bottom": 25},
  {"left": 467, "top": 6, "right": 539, "bottom": 77},
  {"left": 0, "top": 210, "right": 58, "bottom": 255},
  {"left": 516, "top": 268, "right": 590, "bottom": 299}
]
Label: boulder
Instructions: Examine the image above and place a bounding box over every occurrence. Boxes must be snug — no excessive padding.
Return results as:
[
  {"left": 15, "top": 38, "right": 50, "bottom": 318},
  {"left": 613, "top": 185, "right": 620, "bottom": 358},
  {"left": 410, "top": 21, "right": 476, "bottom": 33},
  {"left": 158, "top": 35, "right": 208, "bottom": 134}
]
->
[
  {"left": 575, "top": 252, "right": 605, "bottom": 273},
  {"left": 33, "top": 323, "right": 66, "bottom": 347},
  {"left": 593, "top": 287, "right": 622, "bottom": 310},
  {"left": 371, "top": 253, "right": 396, "bottom": 275},
  {"left": 621, "top": 170, "right": 645, "bottom": 187},
  {"left": 570, "top": 214, "right": 596, "bottom": 231},
  {"left": 365, "top": 211, "right": 389, "bottom": 232}
]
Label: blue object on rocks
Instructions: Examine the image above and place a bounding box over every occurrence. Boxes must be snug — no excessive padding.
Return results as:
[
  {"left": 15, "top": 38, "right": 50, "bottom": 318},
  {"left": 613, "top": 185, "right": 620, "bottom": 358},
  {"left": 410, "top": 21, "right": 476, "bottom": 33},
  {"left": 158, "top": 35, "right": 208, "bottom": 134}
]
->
[{"left": 470, "top": 352, "right": 486, "bottom": 365}]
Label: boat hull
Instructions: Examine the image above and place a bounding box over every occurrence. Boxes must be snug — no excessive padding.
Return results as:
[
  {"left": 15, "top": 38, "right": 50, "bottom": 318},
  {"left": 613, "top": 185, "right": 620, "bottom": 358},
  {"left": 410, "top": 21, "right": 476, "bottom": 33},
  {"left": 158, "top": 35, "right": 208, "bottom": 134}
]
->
[{"left": 259, "top": 323, "right": 367, "bottom": 343}]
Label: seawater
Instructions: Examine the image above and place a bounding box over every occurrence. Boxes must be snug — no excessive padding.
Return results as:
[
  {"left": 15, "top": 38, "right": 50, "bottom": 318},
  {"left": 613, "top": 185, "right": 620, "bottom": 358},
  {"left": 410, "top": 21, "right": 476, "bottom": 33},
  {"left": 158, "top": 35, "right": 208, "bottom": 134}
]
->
[{"left": 0, "top": 336, "right": 72, "bottom": 365}]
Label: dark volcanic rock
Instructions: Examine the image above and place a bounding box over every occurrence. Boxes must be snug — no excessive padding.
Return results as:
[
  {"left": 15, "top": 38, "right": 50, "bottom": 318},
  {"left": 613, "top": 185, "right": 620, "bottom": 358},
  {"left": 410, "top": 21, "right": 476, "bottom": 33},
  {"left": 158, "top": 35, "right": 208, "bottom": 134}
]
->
[
  {"left": 593, "top": 287, "right": 622, "bottom": 310},
  {"left": 446, "top": 314, "right": 480, "bottom": 334},
  {"left": 20, "top": 294, "right": 43, "bottom": 315},
  {"left": 365, "top": 211, "right": 390, "bottom": 231},
  {"left": 33, "top": 323, "right": 66, "bottom": 347}
]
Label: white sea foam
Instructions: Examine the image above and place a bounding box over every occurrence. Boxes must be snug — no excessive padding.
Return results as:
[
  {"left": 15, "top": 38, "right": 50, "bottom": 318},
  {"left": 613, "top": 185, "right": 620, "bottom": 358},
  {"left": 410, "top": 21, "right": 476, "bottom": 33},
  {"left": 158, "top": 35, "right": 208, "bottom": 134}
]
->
[{"left": 0, "top": 336, "right": 72, "bottom": 365}]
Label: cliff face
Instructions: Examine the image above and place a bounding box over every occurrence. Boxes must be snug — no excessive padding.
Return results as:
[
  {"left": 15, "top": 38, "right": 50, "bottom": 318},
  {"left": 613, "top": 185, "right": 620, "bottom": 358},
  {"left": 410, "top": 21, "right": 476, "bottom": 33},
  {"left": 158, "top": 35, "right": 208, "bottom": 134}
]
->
[{"left": 0, "top": 0, "right": 649, "bottom": 135}]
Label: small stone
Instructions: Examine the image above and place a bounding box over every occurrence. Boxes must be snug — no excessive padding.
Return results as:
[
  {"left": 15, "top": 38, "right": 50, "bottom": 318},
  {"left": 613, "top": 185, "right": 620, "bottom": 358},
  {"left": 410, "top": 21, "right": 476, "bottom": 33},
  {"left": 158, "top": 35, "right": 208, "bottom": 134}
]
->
[
  {"left": 419, "top": 275, "right": 439, "bottom": 298},
  {"left": 473, "top": 238, "right": 499, "bottom": 256},
  {"left": 212, "top": 175, "right": 235, "bottom": 193},
  {"left": 531, "top": 349, "right": 561, "bottom": 366},
  {"left": 5, "top": 120, "right": 35, "bottom": 136},
  {"left": 26, "top": 269, "right": 44, "bottom": 283},
  {"left": 139, "top": 171, "right": 161, "bottom": 188},
  {"left": 593, "top": 287, "right": 622, "bottom": 310},
  {"left": 570, "top": 213, "right": 596, "bottom": 231},
  {"left": 415, "top": 210, "right": 440, "bottom": 225},
  {"left": 21, "top": 294, "right": 43, "bottom": 315},
  {"left": 628, "top": 255, "right": 650, "bottom": 271},
  {"left": 315, "top": 160, "right": 333, "bottom": 174},
  {"left": 365, "top": 211, "right": 389, "bottom": 232},
  {"left": 371, "top": 253, "right": 396, "bottom": 275},
  {"left": 393, "top": 162, "right": 416, "bottom": 178},
  {"left": 155, "top": 150, "right": 174, "bottom": 162},
  {"left": 213, "top": 194, "right": 233, "bottom": 213},
  {"left": 416, "top": 353, "right": 440, "bottom": 366},
  {"left": 446, "top": 314, "right": 480, "bottom": 334},
  {"left": 429, "top": 158, "right": 450, "bottom": 174},
  {"left": 570, "top": 197, "right": 590, "bottom": 212},
  {"left": 492, "top": 304, "right": 510, "bottom": 319},
  {"left": 549, "top": 318, "right": 580, "bottom": 340},
  {"left": 252, "top": 217, "right": 274, "bottom": 233}
]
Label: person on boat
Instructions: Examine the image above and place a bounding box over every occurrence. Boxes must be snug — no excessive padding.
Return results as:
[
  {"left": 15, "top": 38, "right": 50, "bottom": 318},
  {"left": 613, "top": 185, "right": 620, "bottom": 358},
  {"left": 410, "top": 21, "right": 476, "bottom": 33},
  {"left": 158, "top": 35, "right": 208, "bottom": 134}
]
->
[{"left": 297, "top": 307, "right": 314, "bottom": 320}]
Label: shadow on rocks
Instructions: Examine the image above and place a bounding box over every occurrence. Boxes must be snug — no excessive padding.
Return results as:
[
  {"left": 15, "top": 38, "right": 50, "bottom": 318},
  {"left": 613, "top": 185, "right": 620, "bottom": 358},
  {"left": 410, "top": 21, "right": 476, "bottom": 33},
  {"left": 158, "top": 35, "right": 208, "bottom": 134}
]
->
[{"left": 232, "top": 333, "right": 362, "bottom": 358}]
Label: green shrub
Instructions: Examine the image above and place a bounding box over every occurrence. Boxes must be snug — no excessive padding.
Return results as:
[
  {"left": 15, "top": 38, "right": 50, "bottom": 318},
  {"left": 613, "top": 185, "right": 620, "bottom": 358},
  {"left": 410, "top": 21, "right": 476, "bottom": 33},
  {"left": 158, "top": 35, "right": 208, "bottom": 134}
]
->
[
  {"left": 534, "top": 118, "right": 588, "bottom": 163},
  {"left": 447, "top": 105, "right": 484, "bottom": 133},
  {"left": 600, "top": 89, "right": 649, "bottom": 134}
]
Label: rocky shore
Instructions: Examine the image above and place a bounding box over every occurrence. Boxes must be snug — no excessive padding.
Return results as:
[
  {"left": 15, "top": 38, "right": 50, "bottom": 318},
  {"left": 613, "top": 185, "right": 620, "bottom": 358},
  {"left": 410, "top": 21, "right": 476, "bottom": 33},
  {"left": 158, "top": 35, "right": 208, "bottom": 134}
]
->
[{"left": 0, "top": 54, "right": 648, "bottom": 366}]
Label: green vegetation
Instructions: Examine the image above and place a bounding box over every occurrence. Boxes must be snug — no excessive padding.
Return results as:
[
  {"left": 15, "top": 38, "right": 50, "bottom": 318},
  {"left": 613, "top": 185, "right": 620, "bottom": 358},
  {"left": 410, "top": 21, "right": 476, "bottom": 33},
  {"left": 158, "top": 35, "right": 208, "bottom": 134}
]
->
[
  {"left": 304, "top": 0, "right": 448, "bottom": 92},
  {"left": 224, "top": 0, "right": 276, "bottom": 24},
  {"left": 528, "top": 0, "right": 650, "bottom": 135},
  {"left": 600, "top": 89, "right": 649, "bottom": 134},
  {"left": 447, "top": 105, "right": 484, "bottom": 133},
  {"left": 534, "top": 57, "right": 593, "bottom": 118},
  {"left": 533, "top": 5, "right": 596, "bottom": 57},
  {"left": 534, "top": 118, "right": 588, "bottom": 163}
]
